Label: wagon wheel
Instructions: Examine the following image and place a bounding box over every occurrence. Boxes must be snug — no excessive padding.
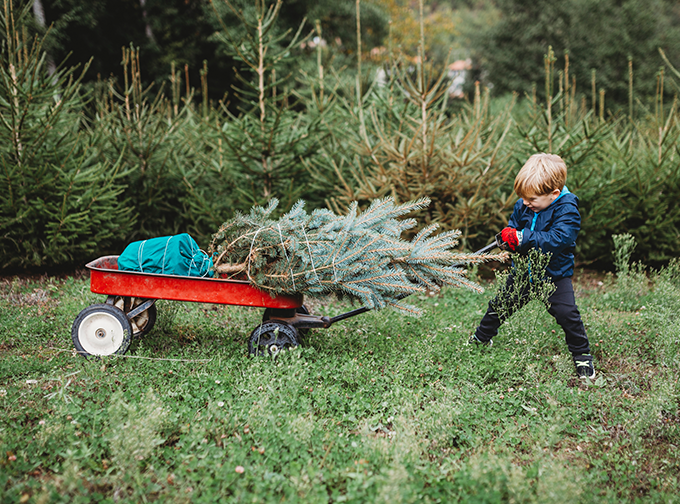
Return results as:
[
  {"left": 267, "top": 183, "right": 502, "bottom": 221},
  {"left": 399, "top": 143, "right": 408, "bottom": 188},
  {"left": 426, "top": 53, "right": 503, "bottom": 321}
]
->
[
  {"left": 113, "top": 296, "right": 157, "bottom": 337},
  {"left": 248, "top": 321, "right": 299, "bottom": 357},
  {"left": 71, "top": 304, "right": 133, "bottom": 358},
  {"left": 262, "top": 305, "right": 310, "bottom": 342}
]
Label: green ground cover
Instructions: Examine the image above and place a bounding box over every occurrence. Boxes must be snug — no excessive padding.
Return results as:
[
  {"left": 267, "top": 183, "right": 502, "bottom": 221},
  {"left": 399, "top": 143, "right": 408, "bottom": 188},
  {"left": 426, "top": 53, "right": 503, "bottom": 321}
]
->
[{"left": 1, "top": 260, "right": 679, "bottom": 503}]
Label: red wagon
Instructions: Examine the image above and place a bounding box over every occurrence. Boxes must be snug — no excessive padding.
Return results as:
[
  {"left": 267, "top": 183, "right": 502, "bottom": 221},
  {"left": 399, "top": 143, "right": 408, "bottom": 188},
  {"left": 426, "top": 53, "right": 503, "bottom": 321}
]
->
[
  {"left": 72, "top": 239, "right": 500, "bottom": 358},
  {"left": 71, "top": 256, "right": 342, "bottom": 358}
]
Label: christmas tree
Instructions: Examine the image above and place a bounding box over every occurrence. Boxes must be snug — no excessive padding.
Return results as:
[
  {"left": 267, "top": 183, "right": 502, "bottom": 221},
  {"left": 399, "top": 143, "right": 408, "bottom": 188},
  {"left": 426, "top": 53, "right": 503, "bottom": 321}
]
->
[
  {"left": 0, "top": 0, "right": 133, "bottom": 270},
  {"left": 209, "top": 197, "right": 505, "bottom": 315}
]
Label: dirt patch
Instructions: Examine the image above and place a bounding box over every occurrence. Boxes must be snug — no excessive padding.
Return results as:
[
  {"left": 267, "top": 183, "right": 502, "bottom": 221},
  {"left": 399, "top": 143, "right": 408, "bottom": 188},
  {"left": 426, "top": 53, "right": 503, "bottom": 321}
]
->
[{"left": 573, "top": 268, "right": 609, "bottom": 289}]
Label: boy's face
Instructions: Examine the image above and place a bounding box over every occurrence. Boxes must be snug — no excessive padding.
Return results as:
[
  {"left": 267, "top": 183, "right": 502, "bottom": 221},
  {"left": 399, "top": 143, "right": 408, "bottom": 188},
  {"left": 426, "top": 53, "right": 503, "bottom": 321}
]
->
[{"left": 522, "top": 189, "right": 561, "bottom": 212}]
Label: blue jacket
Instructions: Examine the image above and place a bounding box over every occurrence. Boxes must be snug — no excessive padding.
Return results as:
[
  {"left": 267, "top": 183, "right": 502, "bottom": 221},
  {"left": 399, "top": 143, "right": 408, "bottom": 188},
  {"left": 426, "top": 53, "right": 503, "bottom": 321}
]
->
[{"left": 508, "top": 187, "right": 580, "bottom": 280}]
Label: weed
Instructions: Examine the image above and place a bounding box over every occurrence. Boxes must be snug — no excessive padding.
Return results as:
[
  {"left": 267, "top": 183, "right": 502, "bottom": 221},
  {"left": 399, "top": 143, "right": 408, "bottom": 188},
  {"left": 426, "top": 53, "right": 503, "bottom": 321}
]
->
[
  {"left": 107, "top": 388, "right": 167, "bottom": 475},
  {"left": 453, "top": 451, "right": 584, "bottom": 503},
  {"left": 613, "top": 233, "right": 637, "bottom": 277},
  {"left": 483, "top": 250, "right": 557, "bottom": 360}
]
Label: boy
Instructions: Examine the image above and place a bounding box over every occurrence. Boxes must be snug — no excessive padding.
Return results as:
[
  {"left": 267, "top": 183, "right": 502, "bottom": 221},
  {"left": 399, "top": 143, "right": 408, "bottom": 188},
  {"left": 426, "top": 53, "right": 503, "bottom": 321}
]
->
[{"left": 469, "top": 153, "right": 595, "bottom": 379}]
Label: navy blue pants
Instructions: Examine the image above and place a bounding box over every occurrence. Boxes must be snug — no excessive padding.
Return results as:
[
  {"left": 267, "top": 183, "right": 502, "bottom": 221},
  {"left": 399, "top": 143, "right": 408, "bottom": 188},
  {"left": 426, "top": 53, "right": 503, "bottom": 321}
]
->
[{"left": 474, "top": 276, "right": 590, "bottom": 356}]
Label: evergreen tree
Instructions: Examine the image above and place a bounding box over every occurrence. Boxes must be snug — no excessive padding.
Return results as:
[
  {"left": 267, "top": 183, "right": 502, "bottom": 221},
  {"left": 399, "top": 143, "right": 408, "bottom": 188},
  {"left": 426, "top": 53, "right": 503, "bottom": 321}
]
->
[
  {"left": 309, "top": 0, "right": 517, "bottom": 250},
  {"left": 92, "top": 46, "right": 237, "bottom": 241},
  {"left": 0, "top": 0, "right": 134, "bottom": 270},
  {"left": 210, "top": 197, "right": 504, "bottom": 314},
  {"left": 32, "top": 0, "right": 389, "bottom": 108},
  {"left": 471, "top": 0, "right": 680, "bottom": 108},
  {"left": 207, "top": 0, "right": 327, "bottom": 211},
  {"left": 39, "top": 0, "right": 148, "bottom": 81}
]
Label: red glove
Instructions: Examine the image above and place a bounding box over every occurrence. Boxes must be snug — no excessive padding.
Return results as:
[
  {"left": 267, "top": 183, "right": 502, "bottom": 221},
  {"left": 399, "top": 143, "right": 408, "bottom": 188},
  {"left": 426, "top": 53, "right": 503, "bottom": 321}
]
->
[{"left": 500, "top": 227, "right": 519, "bottom": 251}]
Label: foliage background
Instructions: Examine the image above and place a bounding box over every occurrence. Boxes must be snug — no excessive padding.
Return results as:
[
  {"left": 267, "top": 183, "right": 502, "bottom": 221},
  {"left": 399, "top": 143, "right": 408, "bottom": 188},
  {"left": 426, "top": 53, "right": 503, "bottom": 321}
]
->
[{"left": 1, "top": 0, "right": 680, "bottom": 272}]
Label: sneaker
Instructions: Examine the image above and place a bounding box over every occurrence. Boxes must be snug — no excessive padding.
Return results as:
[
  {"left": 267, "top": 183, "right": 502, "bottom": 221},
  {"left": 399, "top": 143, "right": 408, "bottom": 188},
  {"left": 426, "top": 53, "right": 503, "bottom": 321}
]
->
[
  {"left": 573, "top": 354, "right": 595, "bottom": 379},
  {"left": 467, "top": 334, "right": 493, "bottom": 347}
]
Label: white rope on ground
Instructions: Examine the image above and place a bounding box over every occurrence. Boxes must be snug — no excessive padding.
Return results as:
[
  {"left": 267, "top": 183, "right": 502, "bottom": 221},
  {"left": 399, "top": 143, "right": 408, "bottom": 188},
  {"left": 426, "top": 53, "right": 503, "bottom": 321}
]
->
[
  {"left": 54, "top": 347, "right": 213, "bottom": 363},
  {"left": 108, "top": 354, "right": 213, "bottom": 363}
]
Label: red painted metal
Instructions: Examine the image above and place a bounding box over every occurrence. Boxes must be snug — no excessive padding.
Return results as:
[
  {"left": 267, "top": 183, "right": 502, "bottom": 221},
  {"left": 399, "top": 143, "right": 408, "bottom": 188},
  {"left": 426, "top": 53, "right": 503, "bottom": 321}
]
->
[{"left": 86, "top": 256, "right": 303, "bottom": 309}]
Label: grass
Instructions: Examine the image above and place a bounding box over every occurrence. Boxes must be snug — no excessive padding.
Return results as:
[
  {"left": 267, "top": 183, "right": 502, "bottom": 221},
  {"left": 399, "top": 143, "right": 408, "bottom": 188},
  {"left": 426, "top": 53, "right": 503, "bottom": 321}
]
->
[{"left": 1, "top": 260, "right": 679, "bottom": 503}]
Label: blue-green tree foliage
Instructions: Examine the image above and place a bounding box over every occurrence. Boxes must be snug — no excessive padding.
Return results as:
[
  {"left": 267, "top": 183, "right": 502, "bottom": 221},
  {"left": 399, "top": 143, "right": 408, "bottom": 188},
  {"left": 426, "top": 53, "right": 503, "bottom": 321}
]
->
[{"left": 210, "top": 197, "right": 496, "bottom": 314}]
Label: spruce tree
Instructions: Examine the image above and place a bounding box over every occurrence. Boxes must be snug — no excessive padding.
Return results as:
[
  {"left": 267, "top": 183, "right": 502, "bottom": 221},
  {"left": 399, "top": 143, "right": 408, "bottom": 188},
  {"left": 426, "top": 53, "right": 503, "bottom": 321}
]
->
[
  {"left": 310, "top": 0, "right": 517, "bottom": 251},
  {"left": 207, "top": 0, "right": 325, "bottom": 211},
  {"left": 210, "top": 197, "right": 505, "bottom": 315}
]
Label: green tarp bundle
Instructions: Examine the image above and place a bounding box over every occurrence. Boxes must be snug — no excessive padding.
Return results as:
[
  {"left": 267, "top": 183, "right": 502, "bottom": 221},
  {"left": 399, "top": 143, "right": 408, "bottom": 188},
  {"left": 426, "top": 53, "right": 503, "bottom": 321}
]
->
[{"left": 118, "top": 233, "right": 213, "bottom": 277}]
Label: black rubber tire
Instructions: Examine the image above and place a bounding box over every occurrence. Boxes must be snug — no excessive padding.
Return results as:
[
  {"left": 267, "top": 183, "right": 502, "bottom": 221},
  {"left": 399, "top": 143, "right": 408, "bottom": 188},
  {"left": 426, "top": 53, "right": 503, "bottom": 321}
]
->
[
  {"left": 113, "top": 297, "right": 157, "bottom": 338},
  {"left": 71, "top": 304, "right": 133, "bottom": 358},
  {"left": 135, "top": 302, "right": 157, "bottom": 337},
  {"left": 248, "top": 320, "right": 299, "bottom": 356},
  {"left": 262, "top": 305, "right": 310, "bottom": 341}
]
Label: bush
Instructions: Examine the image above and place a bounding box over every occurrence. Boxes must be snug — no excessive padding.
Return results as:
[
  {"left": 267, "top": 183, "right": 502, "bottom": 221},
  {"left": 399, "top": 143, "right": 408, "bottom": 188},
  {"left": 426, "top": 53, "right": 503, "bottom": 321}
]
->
[
  {"left": 91, "top": 49, "right": 238, "bottom": 243},
  {"left": 0, "top": 4, "right": 133, "bottom": 270}
]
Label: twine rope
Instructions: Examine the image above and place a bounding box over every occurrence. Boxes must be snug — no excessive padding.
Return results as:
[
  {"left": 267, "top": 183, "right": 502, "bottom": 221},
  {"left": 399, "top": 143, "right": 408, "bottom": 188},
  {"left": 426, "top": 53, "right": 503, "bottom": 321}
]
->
[
  {"left": 277, "top": 223, "right": 296, "bottom": 291},
  {"left": 187, "top": 237, "right": 212, "bottom": 277},
  {"left": 137, "top": 240, "right": 147, "bottom": 273},
  {"left": 300, "top": 223, "right": 321, "bottom": 287},
  {"left": 332, "top": 232, "right": 344, "bottom": 283},
  {"left": 136, "top": 235, "right": 211, "bottom": 277},
  {"left": 161, "top": 236, "right": 172, "bottom": 274},
  {"left": 247, "top": 227, "right": 264, "bottom": 282},
  {"left": 58, "top": 347, "right": 213, "bottom": 363}
]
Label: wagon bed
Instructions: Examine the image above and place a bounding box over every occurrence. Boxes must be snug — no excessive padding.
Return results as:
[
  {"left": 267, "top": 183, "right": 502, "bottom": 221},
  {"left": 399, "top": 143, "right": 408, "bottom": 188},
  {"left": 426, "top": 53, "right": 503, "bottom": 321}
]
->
[{"left": 86, "top": 255, "right": 302, "bottom": 308}]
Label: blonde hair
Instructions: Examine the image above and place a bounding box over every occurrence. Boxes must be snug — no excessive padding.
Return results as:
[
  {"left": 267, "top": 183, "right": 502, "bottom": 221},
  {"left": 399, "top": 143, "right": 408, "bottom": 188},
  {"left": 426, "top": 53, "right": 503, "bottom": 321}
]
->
[{"left": 513, "top": 153, "right": 567, "bottom": 198}]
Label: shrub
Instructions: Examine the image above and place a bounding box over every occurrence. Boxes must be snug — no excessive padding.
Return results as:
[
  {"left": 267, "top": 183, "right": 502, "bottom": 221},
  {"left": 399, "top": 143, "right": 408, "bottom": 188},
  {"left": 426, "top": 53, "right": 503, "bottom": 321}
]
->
[
  {"left": 605, "top": 101, "right": 680, "bottom": 264},
  {"left": 91, "top": 48, "right": 237, "bottom": 243},
  {"left": 0, "top": 2, "right": 133, "bottom": 270}
]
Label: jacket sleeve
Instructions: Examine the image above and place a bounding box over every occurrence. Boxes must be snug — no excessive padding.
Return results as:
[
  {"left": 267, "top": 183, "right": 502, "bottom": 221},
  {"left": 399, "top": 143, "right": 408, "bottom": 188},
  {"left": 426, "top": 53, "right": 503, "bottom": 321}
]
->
[
  {"left": 517, "top": 203, "right": 580, "bottom": 255},
  {"left": 507, "top": 200, "right": 523, "bottom": 229}
]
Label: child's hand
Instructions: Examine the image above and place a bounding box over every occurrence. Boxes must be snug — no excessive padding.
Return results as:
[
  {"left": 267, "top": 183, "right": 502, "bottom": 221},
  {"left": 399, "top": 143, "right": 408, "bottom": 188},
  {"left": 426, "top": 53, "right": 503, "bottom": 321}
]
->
[{"left": 500, "top": 227, "right": 520, "bottom": 251}]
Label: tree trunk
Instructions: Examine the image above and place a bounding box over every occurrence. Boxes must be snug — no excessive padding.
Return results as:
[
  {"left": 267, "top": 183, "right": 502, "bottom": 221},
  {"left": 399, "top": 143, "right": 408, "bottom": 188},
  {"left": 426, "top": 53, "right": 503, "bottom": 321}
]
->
[
  {"left": 32, "top": 0, "right": 56, "bottom": 76},
  {"left": 139, "top": 0, "right": 156, "bottom": 43}
]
